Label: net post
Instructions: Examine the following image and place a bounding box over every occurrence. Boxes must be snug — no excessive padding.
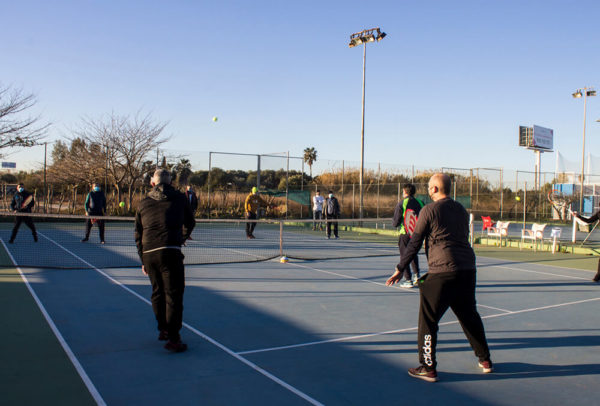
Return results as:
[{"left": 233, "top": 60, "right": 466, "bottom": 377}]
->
[{"left": 279, "top": 220, "right": 283, "bottom": 256}]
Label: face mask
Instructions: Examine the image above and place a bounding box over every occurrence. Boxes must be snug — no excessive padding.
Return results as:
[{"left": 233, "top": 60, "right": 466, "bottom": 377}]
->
[
  {"left": 328, "top": 194, "right": 333, "bottom": 198},
  {"left": 93, "top": 186, "right": 100, "bottom": 192},
  {"left": 18, "top": 187, "right": 24, "bottom": 193}
]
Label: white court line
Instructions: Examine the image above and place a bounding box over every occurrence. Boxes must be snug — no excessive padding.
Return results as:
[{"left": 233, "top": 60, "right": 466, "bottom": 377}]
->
[
  {"left": 1, "top": 239, "right": 107, "bottom": 406},
  {"left": 288, "top": 262, "right": 513, "bottom": 313},
  {"left": 481, "top": 263, "right": 591, "bottom": 281},
  {"left": 238, "top": 296, "right": 600, "bottom": 355},
  {"left": 37, "top": 232, "right": 324, "bottom": 406}
]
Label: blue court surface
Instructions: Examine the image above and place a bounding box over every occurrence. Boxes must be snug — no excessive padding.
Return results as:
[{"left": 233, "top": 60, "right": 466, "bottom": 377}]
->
[{"left": 3, "top": 231, "right": 600, "bottom": 405}]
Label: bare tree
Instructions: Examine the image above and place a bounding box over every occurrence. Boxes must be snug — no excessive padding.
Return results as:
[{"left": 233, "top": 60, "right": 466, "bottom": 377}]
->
[
  {"left": 0, "top": 84, "right": 48, "bottom": 153},
  {"left": 74, "top": 112, "right": 169, "bottom": 209}
]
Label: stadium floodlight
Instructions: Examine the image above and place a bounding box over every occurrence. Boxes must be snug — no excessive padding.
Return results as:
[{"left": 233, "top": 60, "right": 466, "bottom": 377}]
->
[
  {"left": 572, "top": 87, "right": 596, "bottom": 212},
  {"left": 349, "top": 27, "right": 386, "bottom": 220}
]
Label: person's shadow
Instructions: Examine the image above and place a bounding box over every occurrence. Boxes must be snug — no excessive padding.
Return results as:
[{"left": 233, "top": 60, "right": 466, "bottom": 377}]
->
[{"left": 442, "top": 362, "right": 600, "bottom": 382}]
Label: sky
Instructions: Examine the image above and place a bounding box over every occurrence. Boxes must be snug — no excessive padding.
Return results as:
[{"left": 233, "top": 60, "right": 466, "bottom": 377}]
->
[{"left": 2, "top": 0, "right": 600, "bottom": 177}]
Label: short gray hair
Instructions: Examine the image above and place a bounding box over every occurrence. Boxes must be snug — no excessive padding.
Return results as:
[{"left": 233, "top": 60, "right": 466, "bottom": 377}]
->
[{"left": 152, "top": 169, "right": 171, "bottom": 185}]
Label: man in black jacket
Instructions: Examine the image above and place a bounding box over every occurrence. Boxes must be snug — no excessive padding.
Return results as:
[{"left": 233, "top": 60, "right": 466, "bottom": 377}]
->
[
  {"left": 386, "top": 173, "right": 492, "bottom": 382},
  {"left": 573, "top": 210, "right": 600, "bottom": 282},
  {"left": 9, "top": 183, "right": 38, "bottom": 243},
  {"left": 135, "top": 169, "right": 195, "bottom": 352},
  {"left": 185, "top": 185, "right": 199, "bottom": 215},
  {"left": 82, "top": 183, "right": 107, "bottom": 243},
  {"left": 324, "top": 190, "right": 340, "bottom": 239}
]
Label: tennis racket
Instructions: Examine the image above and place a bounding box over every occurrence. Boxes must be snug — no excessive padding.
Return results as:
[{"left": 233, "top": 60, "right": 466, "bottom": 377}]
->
[{"left": 20, "top": 195, "right": 33, "bottom": 209}]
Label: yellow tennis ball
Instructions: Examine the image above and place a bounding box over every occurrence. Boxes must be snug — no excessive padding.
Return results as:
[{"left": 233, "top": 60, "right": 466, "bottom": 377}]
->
[
  {"left": 515, "top": 196, "right": 521, "bottom": 201},
  {"left": 212, "top": 116, "right": 218, "bottom": 122},
  {"left": 119, "top": 201, "right": 125, "bottom": 208}
]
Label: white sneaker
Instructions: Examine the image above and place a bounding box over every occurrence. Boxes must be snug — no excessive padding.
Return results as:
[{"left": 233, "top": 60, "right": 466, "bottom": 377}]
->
[
  {"left": 412, "top": 275, "right": 420, "bottom": 286},
  {"left": 400, "top": 280, "right": 414, "bottom": 289}
]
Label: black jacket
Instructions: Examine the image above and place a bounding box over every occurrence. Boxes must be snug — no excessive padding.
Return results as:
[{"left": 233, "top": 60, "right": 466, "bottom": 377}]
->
[
  {"left": 324, "top": 196, "right": 340, "bottom": 217},
  {"left": 185, "top": 190, "right": 198, "bottom": 213},
  {"left": 397, "top": 197, "right": 476, "bottom": 274},
  {"left": 134, "top": 184, "right": 196, "bottom": 260},
  {"left": 85, "top": 190, "right": 106, "bottom": 215},
  {"left": 11, "top": 190, "right": 34, "bottom": 213}
]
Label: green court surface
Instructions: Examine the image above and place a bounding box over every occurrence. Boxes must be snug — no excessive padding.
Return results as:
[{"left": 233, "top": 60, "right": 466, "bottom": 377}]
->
[
  {"left": 0, "top": 267, "right": 96, "bottom": 406},
  {"left": 474, "top": 244, "right": 600, "bottom": 274}
]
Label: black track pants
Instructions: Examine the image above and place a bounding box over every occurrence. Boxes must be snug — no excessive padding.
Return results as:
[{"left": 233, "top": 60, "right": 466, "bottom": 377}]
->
[{"left": 417, "top": 270, "right": 490, "bottom": 369}]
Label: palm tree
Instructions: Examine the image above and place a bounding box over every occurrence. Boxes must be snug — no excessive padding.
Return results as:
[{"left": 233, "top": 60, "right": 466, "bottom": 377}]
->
[{"left": 303, "top": 147, "right": 317, "bottom": 181}]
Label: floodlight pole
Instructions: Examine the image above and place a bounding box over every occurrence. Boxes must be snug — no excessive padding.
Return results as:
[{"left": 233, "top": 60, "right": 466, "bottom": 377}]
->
[
  {"left": 359, "top": 43, "right": 366, "bottom": 221},
  {"left": 349, "top": 27, "right": 386, "bottom": 221},
  {"left": 573, "top": 87, "right": 596, "bottom": 213}
]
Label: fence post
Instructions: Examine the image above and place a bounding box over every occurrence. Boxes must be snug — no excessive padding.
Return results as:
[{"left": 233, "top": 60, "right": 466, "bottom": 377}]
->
[{"left": 352, "top": 183, "right": 355, "bottom": 219}]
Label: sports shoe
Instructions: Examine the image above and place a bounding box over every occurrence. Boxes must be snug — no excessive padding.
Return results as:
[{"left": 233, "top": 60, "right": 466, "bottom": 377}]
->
[
  {"left": 478, "top": 359, "right": 493, "bottom": 373},
  {"left": 408, "top": 365, "right": 438, "bottom": 382},
  {"left": 412, "top": 275, "right": 420, "bottom": 286},
  {"left": 158, "top": 331, "right": 169, "bottom": 341},
  {"left": 400, "top": 280, "right": 414, "bottom": 289},
  {"left": 8, "top": 239, "right": 14, "bottom": 244},
  {"left": 81, "top": 238, "right": 89, "bottom": 242},
  {"left": 101, "top": 241, "right": 105, "bottom": 245},
  {"left": 33, "top": 235, "right": 38, "bottom": 242},
  {"left": 164, "top": 340, "right": 188, "bottom": 353}
]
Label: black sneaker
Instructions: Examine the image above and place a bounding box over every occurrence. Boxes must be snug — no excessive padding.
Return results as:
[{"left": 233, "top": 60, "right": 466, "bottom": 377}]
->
[
  {"left": 164, "top": 340, "right": 188, "bottom": 353},
  {"left": 33, "top": 235, "right": 38, "bottom": 242},
  {"left": 478, "top": 359, "right": 493, "bottom": 373},
  {"left": 158, "top": 331, "right": 169, "bottom": 341},
  {"left": 81, "top": 238, "right": 89, "bottom": 242},
  {"left": 8, "top": 239, "right": 14, "bottom": 244},
  {"left": 408, "top": 365, "right": 438, "bottom": 382}
]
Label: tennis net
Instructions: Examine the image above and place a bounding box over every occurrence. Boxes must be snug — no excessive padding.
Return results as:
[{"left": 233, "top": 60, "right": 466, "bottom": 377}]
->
[{"left": 0, "top": 212, "right": 400, "bottom": 269}]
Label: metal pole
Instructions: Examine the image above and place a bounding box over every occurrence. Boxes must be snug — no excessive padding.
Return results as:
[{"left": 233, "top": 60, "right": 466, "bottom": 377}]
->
[
  {"left": 377, "top": 162, "right": 380, "bottom": 219},
  {"left": 43, "top": 142, "right": 47, "bottom": 213},
  {"left": 341, "top": 160, "right": 344, "bottom": 207},
  {"left": 359, "top": 43, "right": 367, "bottom": 221},
  {"left": 580, "top": 90, "right": 588, "bottom": 213},
  {"left": 207, "top": 152, "right": 212, "bottom": 219},
  {"left": 523, "top": 182, "right": 527, "bottom": 228},
  {"left": 286, "top": 151, "right": 289, "bottom": 219},
  {"left": 257, "top": 155, "right": 261, "bottom": 190},
  {"left": 500, "top": 168, "right": 503, "bottom": 218}
]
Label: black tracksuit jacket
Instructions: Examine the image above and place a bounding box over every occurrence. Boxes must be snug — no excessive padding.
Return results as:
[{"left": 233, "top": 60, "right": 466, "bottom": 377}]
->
[{"left": 134, "top": 184, "right": 196, "bottom": 260}]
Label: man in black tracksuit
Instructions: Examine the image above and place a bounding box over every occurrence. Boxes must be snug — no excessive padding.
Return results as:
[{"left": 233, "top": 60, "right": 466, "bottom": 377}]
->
[
  {"left": 324, "top": 190, "right": 340, "bottom": 239},
  {"left": 82, "top": 183, "right": 107, "bottom": 243},
  {"left": 135, "top": 169, "right": 195, "bottom": 352},
  {"left": 387, "top": 173, "right": 492, "bottom": 382},
  {"left": 574, "top": 210, "right": 600, "bottom": 282},
  {"left": 185, "top": 185, "right": 199, "bottom": 215},
  {"left": 392, "top": 184, "right": 424, "bottom": 287},
  {"left": 9, "top": 183, "right": 38, "bottom": 243}
]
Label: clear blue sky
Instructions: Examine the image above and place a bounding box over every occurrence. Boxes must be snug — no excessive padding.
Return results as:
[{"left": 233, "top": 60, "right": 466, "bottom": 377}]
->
[{"left": 2, "top": 0, "right": 599, "bottom": 176}]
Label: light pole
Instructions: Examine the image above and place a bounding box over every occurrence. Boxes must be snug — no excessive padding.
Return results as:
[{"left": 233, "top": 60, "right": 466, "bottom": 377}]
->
[
  {"left": 349, "top": 27, "right": 386, "bottom": 220},
  {"left": 572, "top": 87, "right": 596, "bottom": 212}
]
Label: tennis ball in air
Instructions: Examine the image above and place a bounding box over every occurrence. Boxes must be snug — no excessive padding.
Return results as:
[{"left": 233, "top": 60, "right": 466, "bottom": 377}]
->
[
  {"left": 119, "top": 201, "right": 125, "bottom": 208},
  {"left": 212, "top": 116, "right": 218, "bottom": 122},
  {"left": 515, "top": 196, "right": 521, "bottom": 201}
]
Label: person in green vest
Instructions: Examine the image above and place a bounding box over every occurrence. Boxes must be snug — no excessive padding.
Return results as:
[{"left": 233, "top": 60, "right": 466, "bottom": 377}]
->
[{"left": 392, "top": 183, "right": 424, "bottom": 288}]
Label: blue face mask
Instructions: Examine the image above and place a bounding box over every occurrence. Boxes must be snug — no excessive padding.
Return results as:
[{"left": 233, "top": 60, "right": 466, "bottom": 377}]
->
[
  {"left": 93, "top": 186, "right": 100, "bottom": 192},
  {"left": 18, "top": 187, "right": 24, "bottom": 193}
]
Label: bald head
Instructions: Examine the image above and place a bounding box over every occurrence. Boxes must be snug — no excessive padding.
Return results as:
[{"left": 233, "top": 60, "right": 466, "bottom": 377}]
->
[{"left": 428, "top": 173, "right": 451, "bottom": 200}]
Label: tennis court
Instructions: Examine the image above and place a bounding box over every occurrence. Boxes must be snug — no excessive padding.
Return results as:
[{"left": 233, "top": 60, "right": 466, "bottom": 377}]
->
[{"left": 2, "top": 221, "right": 600, "bottom": 405}]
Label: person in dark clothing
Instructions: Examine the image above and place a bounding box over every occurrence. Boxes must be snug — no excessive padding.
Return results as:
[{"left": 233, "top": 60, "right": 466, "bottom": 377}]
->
[
  {"left": 392, "top": 184, "right": 425, "bottom": 288},
  {"left": 82, "top": 183, "right": 107, "bottom": 244},
  {"left": 9, "top": 183, "right": 37, "bottom": 243},
  {"left": 185, "top": 185, "right": 199, "bottom": 215},
  {"left": 386, "top": 173, "right": 492, "bottom": 382},
  {"left": 324, "top": 190, "right": 340, "bottom": 239},
  {"left": 573, "top": 211, "right": 600, "bottom": 282},
  {"left": 135, "top": 169, "right": 195, "bottom": 352}
]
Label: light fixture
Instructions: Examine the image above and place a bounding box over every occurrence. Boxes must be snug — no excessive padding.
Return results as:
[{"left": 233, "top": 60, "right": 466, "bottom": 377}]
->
[{"left": 572, "top": 91, "right": 583, "bottom": 98}]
